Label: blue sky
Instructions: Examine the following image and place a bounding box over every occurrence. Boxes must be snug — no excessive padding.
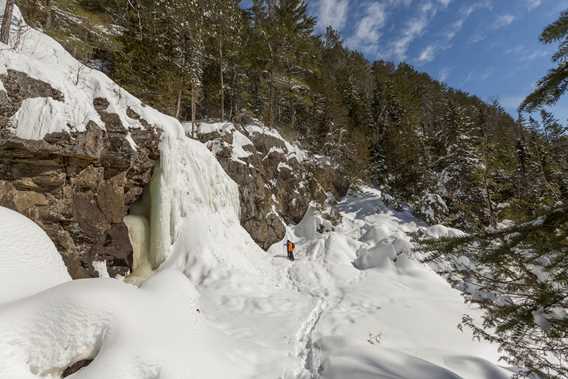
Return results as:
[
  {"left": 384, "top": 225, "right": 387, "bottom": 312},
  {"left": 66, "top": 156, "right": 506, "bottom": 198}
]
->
[
  {"left": 244, "top": 0, "right": 568, "bottom": 121},
  {"left": 310, "top": 0, "right": 568, "bottom": 120}
]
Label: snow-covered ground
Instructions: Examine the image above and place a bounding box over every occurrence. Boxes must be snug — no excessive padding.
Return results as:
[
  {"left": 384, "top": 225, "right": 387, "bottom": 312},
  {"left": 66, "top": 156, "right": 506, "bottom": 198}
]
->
[
  {"left": 0, "top": 187, "right": 512, "bottom": 379},
  {"left": 0, "top": 5, "right": 512, "bottom": 378}
]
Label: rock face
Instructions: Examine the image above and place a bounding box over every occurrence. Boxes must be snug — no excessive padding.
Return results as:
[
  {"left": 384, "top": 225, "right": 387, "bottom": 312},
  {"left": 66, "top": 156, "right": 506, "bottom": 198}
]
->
[
  {"left": 198, "top": 120, "right": 347, "bottom": 249},
  {"left": 0, "top": 70, "right": 160, "bottom": 279}
]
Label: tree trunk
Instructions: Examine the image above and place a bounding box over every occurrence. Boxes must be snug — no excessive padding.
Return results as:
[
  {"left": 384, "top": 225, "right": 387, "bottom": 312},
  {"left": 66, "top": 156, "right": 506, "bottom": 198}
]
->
[
  {"left": 175, "top": 88, "right": 182, "bottom": 119},
  {"left": 191, "top": 84, "right": 198, "bottom": 138},
  {"left": 219, "top": 37, "right": 224, "bottom": 121},
  {"left": 1, "top": 0, "right": 15, "bottom": 45},
  {"left": 480, "top": 121, "right": 497, "bottom": 228},
  {"left": 268, "top": 71, "right": 274, "bottom": 128}
]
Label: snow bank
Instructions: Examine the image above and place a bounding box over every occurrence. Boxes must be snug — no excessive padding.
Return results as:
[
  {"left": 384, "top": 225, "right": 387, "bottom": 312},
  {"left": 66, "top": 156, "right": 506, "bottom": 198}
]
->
[
  {"left": 197, "top": 120, "right": 309, "bottom": 163},
  {"left": 0, "top": 207, "right": 70, "bottom": 304},
  {"left": 0, "top": 271, "right": 253, "bottom": 379}
]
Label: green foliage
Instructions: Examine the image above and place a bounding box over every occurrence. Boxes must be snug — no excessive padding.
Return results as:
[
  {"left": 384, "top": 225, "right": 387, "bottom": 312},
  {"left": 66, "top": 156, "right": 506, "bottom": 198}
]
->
[
  {"left": 419, "top": 208, "right": 568, "bottom": 378},
  {"left": 522, "top": 10, "right": 568, "bottom": 112}
]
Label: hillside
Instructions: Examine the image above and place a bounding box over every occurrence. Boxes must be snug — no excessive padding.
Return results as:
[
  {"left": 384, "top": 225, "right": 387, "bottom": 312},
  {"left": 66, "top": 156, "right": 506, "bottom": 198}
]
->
[
  {"left": 1, "top": 1, "right": 567, "bottom": 378},
  {"left": 16, "top": 0, "right": 567, "bottom": 233}
]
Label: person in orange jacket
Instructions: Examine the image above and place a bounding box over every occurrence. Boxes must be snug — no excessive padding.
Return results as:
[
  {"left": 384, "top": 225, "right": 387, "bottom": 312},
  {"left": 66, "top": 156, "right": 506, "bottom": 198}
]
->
[{"left": 286, "top": 240, "right": 296, "bottom": 261}]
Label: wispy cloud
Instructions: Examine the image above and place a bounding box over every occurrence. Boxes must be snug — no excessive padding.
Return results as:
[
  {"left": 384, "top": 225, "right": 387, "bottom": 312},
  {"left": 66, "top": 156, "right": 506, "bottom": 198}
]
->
[
  {"left": 345, "top": 2, "right": 387, "bottom": 55},
  {"left": 386, "top": 2, "right": 440, "bottom": 61},
  {"left": 444, "top": 1, "right": 491, "bottom": 41},
  {"left": 418, "top": 45, "right": 436, "bottom": 63},
  {"left": 317, "top": 0, "right": 350, "bottom": 32},
  {"left": 506, "top": 44, "right": 551, "bottom": 62},
  {"left": 494, "top": 14, "right": 515, "bottom": 29},
  {"left": 462, "top": 0, "right": 493, "bottom": 17},
  {"left": 527, "top": 0, "right": 542, "bottom": 10}
]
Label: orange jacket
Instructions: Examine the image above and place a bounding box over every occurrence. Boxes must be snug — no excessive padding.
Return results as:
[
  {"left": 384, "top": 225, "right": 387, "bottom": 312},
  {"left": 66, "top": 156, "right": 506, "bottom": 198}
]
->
[{"left": 287, "top": 241, "right": 295, "bottom": 253}]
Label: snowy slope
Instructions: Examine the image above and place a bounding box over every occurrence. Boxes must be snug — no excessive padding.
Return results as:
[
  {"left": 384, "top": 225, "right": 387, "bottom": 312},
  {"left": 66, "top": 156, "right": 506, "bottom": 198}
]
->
[
  {"left": 0, "top": 5, "right": 513, "bottom": 378},
  {"left": 0, "top": 2, "right": 181, "bottom": 140}
]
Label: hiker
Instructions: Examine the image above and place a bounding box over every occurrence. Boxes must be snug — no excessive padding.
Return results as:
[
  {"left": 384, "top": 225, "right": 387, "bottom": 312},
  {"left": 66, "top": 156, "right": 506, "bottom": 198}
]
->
[{"left": 286, "top": 240, "right": 296, "bottom": 261}]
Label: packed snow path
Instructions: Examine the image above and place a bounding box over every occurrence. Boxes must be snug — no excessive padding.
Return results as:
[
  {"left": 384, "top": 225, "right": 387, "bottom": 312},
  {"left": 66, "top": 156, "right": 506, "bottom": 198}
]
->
[{"left": 197, "top": 188, "right": 512, "bottom": 379}]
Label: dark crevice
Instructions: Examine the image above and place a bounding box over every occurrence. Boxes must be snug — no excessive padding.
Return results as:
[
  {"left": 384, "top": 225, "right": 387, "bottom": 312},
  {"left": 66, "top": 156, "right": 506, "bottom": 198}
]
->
[{"left": 62, "top": 359, "right": 93, "bottom": 378}]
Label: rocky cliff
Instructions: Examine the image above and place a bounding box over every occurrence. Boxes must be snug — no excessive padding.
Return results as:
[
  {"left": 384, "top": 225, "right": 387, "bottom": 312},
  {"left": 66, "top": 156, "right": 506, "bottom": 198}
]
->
[
  {"left": 0, "top": 70, "right": 160, "bottom": 279},
  {"left": 197, "top": 119, "right": 348, "bottom": 248}
]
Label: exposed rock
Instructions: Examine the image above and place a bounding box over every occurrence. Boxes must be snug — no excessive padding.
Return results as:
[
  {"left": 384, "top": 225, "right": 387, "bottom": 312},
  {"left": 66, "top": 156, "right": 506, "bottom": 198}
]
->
[
  {"left": 199, "top": 121, "right": 346, "bottom": 249},
  {"left": 62, "top": 359, "right": 93, "bottom": 378},
  {"left": 0, "top": 71, "right": 161, "bottom": 279}
]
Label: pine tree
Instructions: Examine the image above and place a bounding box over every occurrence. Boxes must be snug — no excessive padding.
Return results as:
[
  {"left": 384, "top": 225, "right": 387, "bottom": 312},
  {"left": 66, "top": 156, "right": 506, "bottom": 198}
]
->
[
  {"left": 204, "top": 0, "right": 242, "bottom": 121},
  {"left": 521, "top": 9, "right": 568, "bottom": 111},
  {"left": 420, "top": 207, "right": 568, "bottom": 378}
]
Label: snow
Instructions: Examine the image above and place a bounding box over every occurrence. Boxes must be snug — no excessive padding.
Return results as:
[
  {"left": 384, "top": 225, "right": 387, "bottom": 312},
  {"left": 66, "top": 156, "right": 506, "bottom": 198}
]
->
[
  {"left": 231, "top": 130, "right": 253, "bottom": 161},
  {"left": 0, "top": 185, "right": 513, "bottom": 378},
  {"left": 10, "top": 97, "right": 68, "bottom": 139},
  {"left": 0, "top": 5, "right": 182, "bottom": 141},
  {"left": 0, "top": 7, "right": 514, "bottom": 378},
  {"left": 0, "top": 271, "right": 253, "bottom": 379},
  {"left": 196, "top": 121, "right": 235, "bottom": 135},
  {"left": 0, "top": 207, "right": 70, "bottom": 304},
  {"left": 241, "top": 121, "right": 308, "bottom": 162}
]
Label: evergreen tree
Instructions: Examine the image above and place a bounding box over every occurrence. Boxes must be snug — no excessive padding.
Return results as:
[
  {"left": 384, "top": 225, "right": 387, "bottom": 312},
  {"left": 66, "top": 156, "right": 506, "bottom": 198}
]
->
[
  {"left": 522, "top": 9, "right": 568, "bottom": 111},
  {"left": 420, "top": 208, "right": 568, "bottom": 378},
  {"left": 204, "top": 0, "right": 242, "bottom": 121}
]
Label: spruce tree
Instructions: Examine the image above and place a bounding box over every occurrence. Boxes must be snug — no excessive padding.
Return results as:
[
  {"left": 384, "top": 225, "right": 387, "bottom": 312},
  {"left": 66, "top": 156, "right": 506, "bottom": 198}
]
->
[
  {"left": 420, "top": 208, "right": 568, "bottom": 378},
  {"left": 522, "top": 9, "right": 568, "bottom": 111}
]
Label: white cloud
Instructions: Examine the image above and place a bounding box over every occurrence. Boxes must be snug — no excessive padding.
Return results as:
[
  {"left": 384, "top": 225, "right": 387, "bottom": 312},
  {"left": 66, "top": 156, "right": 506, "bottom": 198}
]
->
[
  {"left": 470, "top": 33, "right": 487, "bottom": 44},
  {"left": 345, "top": 2, "right": 387, "bottom": 55},
  {"left": 318, "top": 0, "right": 350, "bottom": 32},
  {"left": 494, "top": 14, "right": 515, "bottom": 29},
  {"left": 527, "top": 0, "right": 542, "bottom": 10},
  {"left": 481, "top": 68, "right": 493, "bottom": 81},
  {"left": 443, "top": 0, "right": 490, "bottom": 42},
  {"left": 345, "top": 0, "right": 451, "bottom": 60},
  {"left": 418, "top": 45, "right": 436, "bottom": 63},
  {"left": 462, "top": 0, "right": 493, "bottom": 17},
  {"left": 445, "top": 18, "right": 464, "bottom": 41},
  {"left": 386, "top": 1, "right": 439, "bottom": 61},
  {"left": 388, "top": 0, "right": 414, "bottom": 6}
]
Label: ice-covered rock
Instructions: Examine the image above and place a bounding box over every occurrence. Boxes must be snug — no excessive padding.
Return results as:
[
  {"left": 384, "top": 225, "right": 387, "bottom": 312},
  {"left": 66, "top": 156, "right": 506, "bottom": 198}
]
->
[{"left": 197, "top": 119, "right": 346, "bottom": 249}]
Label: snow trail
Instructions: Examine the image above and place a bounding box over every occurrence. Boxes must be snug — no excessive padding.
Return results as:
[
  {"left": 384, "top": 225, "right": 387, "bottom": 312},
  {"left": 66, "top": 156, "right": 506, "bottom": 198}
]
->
[{"left": 265, "top": 188, "right": 511, "bottom": 379}]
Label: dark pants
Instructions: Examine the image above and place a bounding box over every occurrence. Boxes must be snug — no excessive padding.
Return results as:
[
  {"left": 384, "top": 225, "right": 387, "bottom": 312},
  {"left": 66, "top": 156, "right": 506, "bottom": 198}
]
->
[{"left": 288, "top": 251, "right": 295, "bottom": 261}]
